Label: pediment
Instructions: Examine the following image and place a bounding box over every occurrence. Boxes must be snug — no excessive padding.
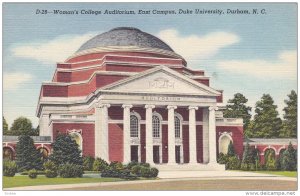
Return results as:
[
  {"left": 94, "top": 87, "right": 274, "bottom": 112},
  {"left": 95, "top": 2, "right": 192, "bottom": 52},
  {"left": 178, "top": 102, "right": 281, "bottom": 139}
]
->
[{"left": 102, "top": 66, "right": 220, "bottom": 96}]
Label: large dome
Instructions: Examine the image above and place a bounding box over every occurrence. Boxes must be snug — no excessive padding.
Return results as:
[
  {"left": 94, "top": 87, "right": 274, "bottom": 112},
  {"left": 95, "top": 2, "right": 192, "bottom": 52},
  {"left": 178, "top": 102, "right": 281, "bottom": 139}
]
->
[{"left": 77, "top": 27, "right": 174, "bottom": 52}]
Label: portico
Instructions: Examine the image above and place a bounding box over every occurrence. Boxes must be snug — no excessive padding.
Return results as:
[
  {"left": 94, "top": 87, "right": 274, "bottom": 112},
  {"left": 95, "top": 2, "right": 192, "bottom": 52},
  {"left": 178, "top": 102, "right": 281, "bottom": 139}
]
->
[{"left": 91, "top": 65, "right": 223, "bottom": 168}]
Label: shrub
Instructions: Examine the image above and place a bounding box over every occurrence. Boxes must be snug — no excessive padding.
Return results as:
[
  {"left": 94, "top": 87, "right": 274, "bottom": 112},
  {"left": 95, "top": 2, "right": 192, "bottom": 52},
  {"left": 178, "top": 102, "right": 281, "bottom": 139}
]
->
[
  {"left": 140, "top": 163, "right": 150, "bottom": 168},
  {"left": 83, "top": 156, "right": 95, "bottom": 171},
  {"left": 43, "top": 160, "right": 58, "bottom": 178},
  {"left": 3, "top": 160, "right": 17, "bottom": 177},
  {"left": 58, "top": 163, "right": 84, "bottom": 178},
  {"left": 140, "top": 167, "right": 152, "bottom": 178},
  {"left": 150, "top": 168, "right": 159, "bottom": 177},
  {"left": 109, "top": 161, "right": 124, "bottom": 171},
  {"left": 218, "top": 153, "right": 229, "bottom": 164},
  {"left": 101, "top": 168, "right": 121, "bottom": 178},
  {"left": 131, "top": 165, "right": 142, "bottom": 176},
  {"left": 28, "top": 169, "right": 38, "bottom": 179},
  {"left": 45, "top": 169, "right": 58, "bottom": 178},
  {"left": 93, "top": 158, "right": 109, "bottom": 171},
  {"left": 101, "top": 168, "right": 137, "bottom": 180},
  {"left": 225, "top": 156, "right": 241, "bottom": 170},
  {"left": 20, "top": 170, "right": 45, "bottom": 175},
  {"left": 43, "top": 160, "right": 57, "bottom": 171},
  {"left": 126, "top": 161, "right": 139, "bottom": 169}
]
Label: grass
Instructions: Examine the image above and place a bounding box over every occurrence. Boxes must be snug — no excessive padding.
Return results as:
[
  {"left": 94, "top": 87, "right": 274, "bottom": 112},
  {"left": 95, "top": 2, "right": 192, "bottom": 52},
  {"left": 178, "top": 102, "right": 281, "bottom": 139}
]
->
[
  {"left": 3, "top": 175, "right": 124, "bottom": 188},
  {"left": 251, "top": 171, "right": 297, "bottom": 178}
]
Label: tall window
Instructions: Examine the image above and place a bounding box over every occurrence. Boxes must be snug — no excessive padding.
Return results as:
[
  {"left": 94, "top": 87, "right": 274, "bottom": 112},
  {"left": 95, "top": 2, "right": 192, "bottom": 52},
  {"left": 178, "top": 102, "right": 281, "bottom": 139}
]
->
[
  {"left": 175, "top": 116, "right": 181, "bottom": 138},
  {"left": 152, "top": 115, "right": 160, "bottom": 138},
  {"left": 130, "top": 115, "right": 139, "bottom": 137}
]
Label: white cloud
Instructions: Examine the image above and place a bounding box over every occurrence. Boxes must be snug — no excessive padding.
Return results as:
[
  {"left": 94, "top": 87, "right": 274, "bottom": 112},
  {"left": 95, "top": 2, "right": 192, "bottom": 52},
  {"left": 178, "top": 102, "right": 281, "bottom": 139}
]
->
[
  {"left": 157, "top": 29, "right": 240, "bottom": 59},
  {"left": 216, "top": 50, "right": 297, "bottom": 79},
  {"left": 4, "top": 72, "right": 33, "bottom": 90},
  {"left": 11, "top": 32, "right": 97, "bottom": 64}
]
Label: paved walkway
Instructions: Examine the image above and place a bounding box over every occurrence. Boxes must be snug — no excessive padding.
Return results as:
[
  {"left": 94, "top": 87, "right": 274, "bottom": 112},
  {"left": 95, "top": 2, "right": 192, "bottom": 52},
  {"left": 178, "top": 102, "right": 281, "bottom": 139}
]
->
[{"left": 4, "top": 171, "right": 296, "bottom": 191}]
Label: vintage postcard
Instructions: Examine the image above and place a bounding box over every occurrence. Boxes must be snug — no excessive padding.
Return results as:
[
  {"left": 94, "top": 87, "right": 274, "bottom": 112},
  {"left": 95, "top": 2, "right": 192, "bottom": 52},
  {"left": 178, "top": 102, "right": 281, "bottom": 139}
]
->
[{"left": 2, "top": 2, "right": 297, "bottom": 193}]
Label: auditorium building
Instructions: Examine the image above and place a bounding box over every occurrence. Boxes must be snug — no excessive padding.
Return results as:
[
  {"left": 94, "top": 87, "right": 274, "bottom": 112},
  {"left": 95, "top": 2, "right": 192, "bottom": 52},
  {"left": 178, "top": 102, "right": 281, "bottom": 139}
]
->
[{"left": 6, "top": 27, "right": 294, "bottom": 170}]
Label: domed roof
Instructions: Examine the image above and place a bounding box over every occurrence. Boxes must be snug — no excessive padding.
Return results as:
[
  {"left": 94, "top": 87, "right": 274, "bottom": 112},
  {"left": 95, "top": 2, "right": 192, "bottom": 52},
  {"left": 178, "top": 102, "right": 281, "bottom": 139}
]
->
[{"left": 77, "top": 27, "right": 174, "bottom": 52}]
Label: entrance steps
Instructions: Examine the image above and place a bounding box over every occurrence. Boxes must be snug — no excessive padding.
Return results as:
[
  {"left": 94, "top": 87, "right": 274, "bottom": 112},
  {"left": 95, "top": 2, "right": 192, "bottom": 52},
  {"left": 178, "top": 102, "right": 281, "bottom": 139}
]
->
[{"left": 154, "top": 163, "right": 225, "bottom": 171}]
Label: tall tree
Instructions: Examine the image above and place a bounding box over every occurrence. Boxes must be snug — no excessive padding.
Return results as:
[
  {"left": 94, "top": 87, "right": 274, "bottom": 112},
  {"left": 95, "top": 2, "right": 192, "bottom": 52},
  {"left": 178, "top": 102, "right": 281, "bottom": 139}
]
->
[
  {"left": 280, "top": 90, "right": 297, "bottom": 138},
  {"left": 250, "top": 94, "right": 282, "bottom": 138},
  {"left": 10, "top": 117, "right": 35, "bottom": 136},
  {"left": 16, "top": 135, "right": 43, "bottom": 171},
  {"left": 227, "top": 141, "right": 236, "bottom": 157},
  {"left": 223, "top": 93, "right": 252, "bottom": 130},
  {"left": 281, "top": 142, "right": 297, "bottom": 171},
  {"left": 49, "top": 134, "right": 83, "bottom": 166},
  {"left": 3, "top": 117, "right": 9, "bottom": 135}
]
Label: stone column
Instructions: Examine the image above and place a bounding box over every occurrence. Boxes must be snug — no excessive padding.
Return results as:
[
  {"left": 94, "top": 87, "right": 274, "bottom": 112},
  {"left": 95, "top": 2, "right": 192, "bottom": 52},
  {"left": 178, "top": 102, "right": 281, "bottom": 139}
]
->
[
  {"left": 122, "top": 104, "right": 133, "bottom": 164},
  {"left": 208, "top": 106, "right": 218, "bottom": 163},
  {"left": 188, "top": 106, "right": 198, "bottom": 164},
  {"left": 95, "top": 103, "right": 110, "bottom": 162},
  {"left": 202, "top": 108, "right": 209, "bottom": 163},
  {"left": 167, "top": 105, "right": 177, "bottom": 164},
  {"left": 145, "top": 105, "right": 155, "bottom": 164}
]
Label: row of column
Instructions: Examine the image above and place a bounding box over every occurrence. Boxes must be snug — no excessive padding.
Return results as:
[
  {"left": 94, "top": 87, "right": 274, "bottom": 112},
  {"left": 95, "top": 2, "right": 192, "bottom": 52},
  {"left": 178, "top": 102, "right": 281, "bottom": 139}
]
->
[{"left": 95, "top": 103, "right": 218, "bottom": 165}]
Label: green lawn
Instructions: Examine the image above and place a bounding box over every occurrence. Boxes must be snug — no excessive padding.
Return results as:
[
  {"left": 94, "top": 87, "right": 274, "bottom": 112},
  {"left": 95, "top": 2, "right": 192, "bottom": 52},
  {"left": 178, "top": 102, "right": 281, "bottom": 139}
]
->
[
  {"left": 3, "top": 175, "right": 124, "bottom": 188},
  {"left": 252, "top": 171, "right": 297, "bottom": 178}
]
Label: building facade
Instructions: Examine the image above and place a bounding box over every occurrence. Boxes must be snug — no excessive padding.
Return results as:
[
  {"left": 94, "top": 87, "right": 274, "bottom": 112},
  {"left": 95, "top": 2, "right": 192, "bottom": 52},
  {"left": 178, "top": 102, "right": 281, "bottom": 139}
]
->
[{"left": 6, "top": 27, "right": 248, "bottom": 170}]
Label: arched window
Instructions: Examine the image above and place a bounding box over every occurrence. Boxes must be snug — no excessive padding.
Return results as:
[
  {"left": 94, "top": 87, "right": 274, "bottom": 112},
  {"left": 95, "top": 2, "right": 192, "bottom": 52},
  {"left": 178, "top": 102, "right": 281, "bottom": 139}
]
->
[
  {"left": 152, "top": 115, "right": 160, "bottom": 138},
  {"left": 130, "top": 115, "right": 139, "bottom": 137},
  {"left": 175, "top": 116, "right": 181, "bottom": 138}
]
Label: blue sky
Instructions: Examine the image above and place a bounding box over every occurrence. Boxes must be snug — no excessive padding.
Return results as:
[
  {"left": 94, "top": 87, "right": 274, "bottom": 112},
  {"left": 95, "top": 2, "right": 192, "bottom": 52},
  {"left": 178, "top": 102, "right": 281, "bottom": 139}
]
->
[{"left": 3, "top": 3, "right": 297, "bottom": 127}]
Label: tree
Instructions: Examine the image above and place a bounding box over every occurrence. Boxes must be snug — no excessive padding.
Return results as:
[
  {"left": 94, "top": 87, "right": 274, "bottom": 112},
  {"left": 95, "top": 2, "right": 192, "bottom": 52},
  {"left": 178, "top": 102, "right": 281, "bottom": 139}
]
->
[
  {"left": 15, "top": 135, "right": 43, "bottom": 171},
  {"left": 280, "top": 90, "right": 297, "bottom": 138},
  {"left": 281, "top": 142, "right": 297, "bottom": 171},
  {"left": 227, "top": 141, "right": 235, "bottom": 157},
  {"left": 3, "top": 117, "right": 9, "bottom": 135},
  {"left": 223, "top": 93, "right": 252, "bottom": 130},
  {"left": 241, "top": 142, "right": 255, "bottom": 170},
  {"left": 49, "top": 134, "right": 83, "bottom": 166},
  {"left": 265, "top": 149, "right": 276, "bottom": 170},
  {"left": 250, "top": 94, "right": 282, "bottom": 138},
  {"left": 10, "top": 117, "right": 36, "bottom": 136}
]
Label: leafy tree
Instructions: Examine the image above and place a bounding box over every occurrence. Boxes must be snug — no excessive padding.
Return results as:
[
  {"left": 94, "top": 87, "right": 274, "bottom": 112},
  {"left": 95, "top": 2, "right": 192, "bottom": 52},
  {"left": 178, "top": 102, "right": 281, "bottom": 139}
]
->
[
  {"left": 49, "top": 134, "right": 83, "bottom": 166},
  {"left": 227, "top": 141, "right": 235, "bottom": 157},
  {"left": 3, "top": 117, "right": 9, "bottom": 135},
  {"left": 224, "top": 93, "right": 252, "bottom": 130},
  {"left": 250, "top": 94, "right": 282, "bottom": 138},
  {"left": 15, "top": 135, "right": 43, "bottom": 171},
  {"left": 10, "top": 117, "right": 36, "bottom": 136},
  {"left": 280, "top": 90, "right": 297, "bottom": 138},
  {"left": 281, "top": 143, "right": 297, "bottom": 171}
]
